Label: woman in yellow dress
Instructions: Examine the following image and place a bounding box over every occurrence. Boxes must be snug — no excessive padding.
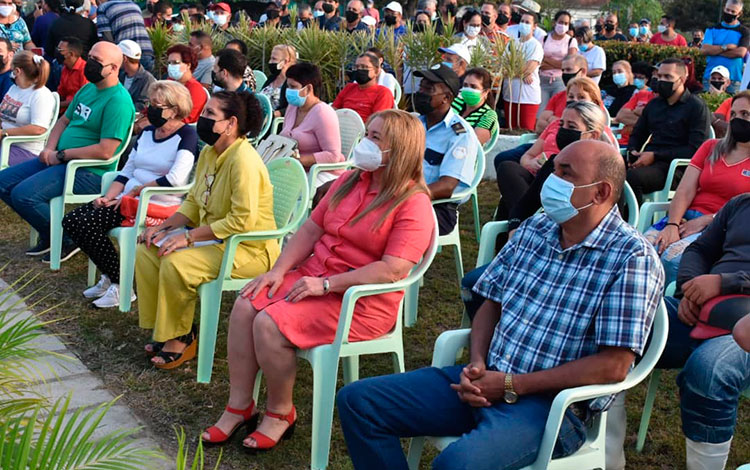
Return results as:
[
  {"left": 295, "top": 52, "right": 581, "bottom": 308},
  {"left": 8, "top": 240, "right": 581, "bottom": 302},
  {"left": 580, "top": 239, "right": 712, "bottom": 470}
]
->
[{"left": 135, "top": 91, "right": 280, "bottom": 370}]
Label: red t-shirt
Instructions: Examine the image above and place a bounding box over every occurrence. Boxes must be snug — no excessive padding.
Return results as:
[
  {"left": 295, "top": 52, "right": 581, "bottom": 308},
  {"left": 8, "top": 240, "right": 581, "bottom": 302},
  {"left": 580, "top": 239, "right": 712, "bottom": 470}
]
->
[
  {"left": 689, "top": 139, "right": 750, "bottom": 214},
  {"left": 58, "top": 57, "right": 88, "bottom": 103},
  {"left": 618, "top": 90, "right": 656, "bottom": 145},
  {"left": 649, "top": 33, "right": 688, "bottom": 47},
  {"left": 333, "top": 83, "right": 394, "bottom": 123},
  {"left": 715, "top": 97, "right": 732, "bottom": 121},
  {"left": 539, "top": 119, "right": 619, "bottom": 157},
  {"left": 180, "top": 77, "right": 208, "bottom": 124},
  {"left": 545, "top": 90, "right": 567, "bottom": 116}
]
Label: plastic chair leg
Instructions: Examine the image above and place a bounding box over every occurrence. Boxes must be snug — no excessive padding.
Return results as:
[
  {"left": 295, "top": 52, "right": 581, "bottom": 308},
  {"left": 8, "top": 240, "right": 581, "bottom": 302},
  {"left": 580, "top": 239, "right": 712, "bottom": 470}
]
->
[
  {"left": 117, "top": 232, "right": 137, "bottom": 313},
  {"left": 406, "top": 437, "right": 426, "bottom": 470},
  {"left": 471, "top": 190, "right": 481, "bottom": 243},
  {"left": 342, "top": 355, "right": 359, "bottom": 385},
  {"left": 403, "top": 282, "right": 419, "bottom": 327},
  {"left": 48, "top": 196, "right": 64, "bottom": 271},
  {"left": 392, "top": 349, "right": 404, "bottom": 373},
  {"left": 29, "top": 228, "right": 38, "bottom": 248},
  {"left": 87, "top": 259, "right": 97, "bottom": 287},
  {"left": 636, "top": 369, "right": 662, "bottom": 453},
  {"left": 196, "top": 281, "right": 222, "bottom": 384},
  {"left": 309, "top": 352, "right": 340, "bottom": 470},
  {"left": 452, "top": 243, "right": 464, "bottom": 283}
]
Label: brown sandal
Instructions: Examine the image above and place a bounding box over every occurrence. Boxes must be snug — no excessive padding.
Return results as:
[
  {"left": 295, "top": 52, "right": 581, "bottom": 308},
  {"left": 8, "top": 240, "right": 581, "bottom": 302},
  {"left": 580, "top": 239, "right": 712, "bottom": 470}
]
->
[{"left": 153, "top": 329, "right": 197, "bottom": 370}]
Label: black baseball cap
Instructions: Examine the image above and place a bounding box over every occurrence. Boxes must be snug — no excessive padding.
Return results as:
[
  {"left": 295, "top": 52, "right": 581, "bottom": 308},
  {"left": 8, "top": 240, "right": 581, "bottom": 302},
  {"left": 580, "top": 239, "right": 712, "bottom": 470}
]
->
[{"left": 414, "top": 64, "right": 461, "bottom": 97}]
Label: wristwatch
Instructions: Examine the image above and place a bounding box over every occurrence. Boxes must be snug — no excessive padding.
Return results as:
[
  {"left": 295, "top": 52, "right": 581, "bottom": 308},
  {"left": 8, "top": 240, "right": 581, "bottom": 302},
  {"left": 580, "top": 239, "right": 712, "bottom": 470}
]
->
[
  {"left": 503, "top": 373, "right": 519, "bottom": 404},
  {"left": 56, "top": 150, "right": 66, "bottom": 162},
  {"left": 185, "top": 229, "right": 194, "bottom": 247},
  {"left": 322, "top": 277, "right": 330, "bottom": 294},
  {"left": 722, "top": 44, "right": 729, "bottom": 52}
]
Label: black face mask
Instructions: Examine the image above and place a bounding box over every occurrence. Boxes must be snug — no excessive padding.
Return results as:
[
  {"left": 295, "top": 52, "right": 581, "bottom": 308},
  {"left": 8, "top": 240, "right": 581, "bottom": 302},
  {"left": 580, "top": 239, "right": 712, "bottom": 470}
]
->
[
  {"left": 656, "top": 79, "right": 676, "bottom": 99},
  {"left": 196, "top": 117, "right": 222, "bottom": 145},
  {"left": 267, "top": 63, "right": 281, "bottom": 80},
  {"left": 353, "top": 69, "right": 371, "bottom": 84},
  {"left": 561, "top": 70, "right": 579, "bottom": 86},
  {"left": 345, "top": 10, "right": 358, "bottom": 23},
  {"left": 510, "top": 11, "right": 521, "bottom": 23},
  {"left": 723, "top": 11, "right": 738, "bottom": 23},
  {"left": 446, "top": 3, "right": 456, "bottom": 15},
  {"left": 565, "top": 99, "right": 574, "bottom": 107},
  {"left": 604, "top": 23, "right": 615, "bottom": 32},
  {"left": 414, "top": 92, "right": 435, "bottom": 115},
  {"left": 146, "top": 105, "right": 168, "bottom": 128},
  {"left": 594, "top": 23, "right": 602, "bottom": 33},
  {"left": 496, "top": 12, "right": 509, "bottom": 25},
  {"left": 384, "top": 14, "right": 396, "bottom": 25},
  {"left": 83, "top": 59, "right": 106, "bottom": 83},
  {"left": 556, "top": 126, "right": 582, "bottom": 151},
  {"left": 212, "top": 70, "right": 226, "bottom": 89},
  {"left": 481, "top": 14, "right": 491, "bottom": 26},
  {"left": 648, "top": 76, "right": 658, "bottom": 90},
  {"left": 0, "top": 54, "right": 6, "bottom": 69},
  {"left": 54, "top": 51, "right": 65, "bottom": 64},
  {"left": 266, "top": 9, "right": 280, "bottom": 20},
  {"left": 321, "top": 3, "right": 334, "bottom": 13},
  {"left": 413, "top": 23, "right": 426, "bottom": 32},
  {"left": 692, "top": 37, "right": 702, "bottom": 45},
  {"left": 710, "top": 80, "right": 725, "bottom": 90},
  {"left": 731, "top": 117, "right": 750, "bottom": 142}
]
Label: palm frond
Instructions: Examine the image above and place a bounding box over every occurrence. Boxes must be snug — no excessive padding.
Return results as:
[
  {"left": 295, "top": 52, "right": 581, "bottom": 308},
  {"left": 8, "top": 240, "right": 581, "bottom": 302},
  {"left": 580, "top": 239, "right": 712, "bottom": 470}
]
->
[{"left": 174, "top": 427, "right": 222, "bottom": 470}]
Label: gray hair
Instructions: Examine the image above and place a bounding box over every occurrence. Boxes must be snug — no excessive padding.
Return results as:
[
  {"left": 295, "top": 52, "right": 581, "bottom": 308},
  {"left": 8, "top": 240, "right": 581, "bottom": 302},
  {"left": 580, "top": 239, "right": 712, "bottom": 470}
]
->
[
  {"left": 149, "top": 80, "right": 193, "bottom": 120},
  {"left": 418, "top": 0, "right": 436, "bottom": 9},
  {"left": 727, "top": 0, "right": 743, "bottom": 9}
]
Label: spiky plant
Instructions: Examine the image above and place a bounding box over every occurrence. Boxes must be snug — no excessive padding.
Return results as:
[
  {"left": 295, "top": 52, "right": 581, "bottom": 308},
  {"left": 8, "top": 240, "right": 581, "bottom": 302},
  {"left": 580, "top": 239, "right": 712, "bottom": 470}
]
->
[
  {"left": 147, "top": 21, "right": 174, "bottom": 79},
  {"left": 291, "top": 27, "right": 346, "bottom": 101},
  {"left": 499, "top": 39, "right": 527, "bottom": 130},
  {"left": 468, "top": 42, "right": 494, "bottom": 69},
  {"left": 372, "top": 26, "right": 403, "bottom": 82},
  {"left": 286, "top": 6, "right": 298, "bottom": 31},
  {"left": 242, "top": 26, "right": 287, "bottom": 74},
  {"left": 401, "top": 22, "right": 450, "bottom": 108},
  {"left": 175, "top": 427, "right": 222, "bottom": 470}
]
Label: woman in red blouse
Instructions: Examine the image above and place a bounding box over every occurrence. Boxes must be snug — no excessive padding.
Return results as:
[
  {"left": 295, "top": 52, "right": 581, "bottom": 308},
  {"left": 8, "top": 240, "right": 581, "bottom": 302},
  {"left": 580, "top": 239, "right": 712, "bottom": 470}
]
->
[
  {"left": 164, "top": 44, "right": 207, "bottom": 124},
  {"left": 201, "top": 109, "right": 434, "bottom": 451}
]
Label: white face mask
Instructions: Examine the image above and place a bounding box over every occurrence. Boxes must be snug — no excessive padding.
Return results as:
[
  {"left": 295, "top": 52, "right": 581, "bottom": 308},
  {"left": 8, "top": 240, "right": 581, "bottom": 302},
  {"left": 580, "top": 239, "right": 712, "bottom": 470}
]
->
[
  {"left": 0, "top": 4, "right": 15, "bottom": 17},
  {"left": 465, "top": 25, "right": 481, "bottom": 37},
  {"left": 555, "top": 23, "right": 568, "bottom": 35},
  {"left": 352, "top": 138, "right": 388, "bottom": 171},
  {"left": 172, "top": 23, "right": 185, "bottom": 32},
  {"left": 214, "top": 13, "right": 228, "bottom": 26}
]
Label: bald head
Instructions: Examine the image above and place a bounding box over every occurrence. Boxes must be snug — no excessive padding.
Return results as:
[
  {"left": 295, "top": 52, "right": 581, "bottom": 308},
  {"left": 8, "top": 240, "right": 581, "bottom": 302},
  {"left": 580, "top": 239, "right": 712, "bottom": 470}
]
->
[
  {"left": 90, "top": 41, "right": 123, "bottom": 67},
  {"left": 87, "top": 41, "right": 123, "bottom": 86},
  {"left": 556, "top": 140, "right": 625, "bottom": 204}
]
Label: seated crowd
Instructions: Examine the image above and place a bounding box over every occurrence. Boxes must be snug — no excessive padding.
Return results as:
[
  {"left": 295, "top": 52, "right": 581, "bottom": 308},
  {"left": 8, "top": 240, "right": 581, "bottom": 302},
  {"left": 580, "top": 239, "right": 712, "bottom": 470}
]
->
[{"left": 0, "top": 0, "right": 747, "bottom": 469}]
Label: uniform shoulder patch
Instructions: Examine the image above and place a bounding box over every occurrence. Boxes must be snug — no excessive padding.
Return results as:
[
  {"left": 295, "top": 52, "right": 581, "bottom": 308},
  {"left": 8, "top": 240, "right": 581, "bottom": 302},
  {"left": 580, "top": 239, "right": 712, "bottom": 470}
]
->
[{"left": 451, "top": 122, "right": 467, "bottom": 135}]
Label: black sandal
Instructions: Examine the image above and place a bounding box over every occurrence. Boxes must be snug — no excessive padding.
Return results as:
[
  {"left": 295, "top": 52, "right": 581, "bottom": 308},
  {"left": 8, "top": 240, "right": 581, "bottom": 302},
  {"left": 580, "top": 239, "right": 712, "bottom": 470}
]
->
[
  {"left": 153, "top": 329, "right": 197, "bottom": 370},
  {"left": 144, "top": 341, "right": 165, "bottom": 358}
]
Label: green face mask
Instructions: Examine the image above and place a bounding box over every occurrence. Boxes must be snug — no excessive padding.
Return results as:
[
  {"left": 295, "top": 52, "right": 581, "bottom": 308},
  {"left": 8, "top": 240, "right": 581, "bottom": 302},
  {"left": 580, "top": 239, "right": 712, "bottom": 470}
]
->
[{"left": 460, "top": 87, "right": 483, "bottom": 106}]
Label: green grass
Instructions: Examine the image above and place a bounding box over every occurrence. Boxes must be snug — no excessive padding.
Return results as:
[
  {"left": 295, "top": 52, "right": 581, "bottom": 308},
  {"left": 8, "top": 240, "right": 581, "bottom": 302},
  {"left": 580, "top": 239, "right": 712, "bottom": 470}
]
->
[{"left": 0, "top": 181, "right": 747, "bottom": 470}]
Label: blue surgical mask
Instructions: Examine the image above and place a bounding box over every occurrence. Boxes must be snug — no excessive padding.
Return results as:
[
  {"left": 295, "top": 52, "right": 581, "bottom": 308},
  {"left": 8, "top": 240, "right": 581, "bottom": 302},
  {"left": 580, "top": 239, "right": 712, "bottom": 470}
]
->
[
  {"left": 612, "top": 72, "right": 627, "bottom": 87},
  {"left": 172, "top": 23, "right": 185, "bottom": 32},
  {"left": 442, "top": 61, "right": 454, "bottom": 69},
  {"left": 578, "top": 44, "right": 589, "bottom": 52},
  {"left": 286, "top": 87, "right": 307, "bottom": 107},
  {"left": 313, "top": 9, "right": 324, "bottom": 17},
  {"left": 167, "top": 64, "right": 183, "bottom": 80},
  {"left": 540, "top": 173, "right": 600, "bottom": 224},
  {"left": 629, "top": 27, "right": 637, "bottom": 37},
  {"left": 639, "top": 25, "right": 649, "bottom": 35},
  {"left": 634, "top": 77, "right": 646, "bottom": 89},
  {"left": 518, "top": 22, "right": 532, "bottom": 37}
]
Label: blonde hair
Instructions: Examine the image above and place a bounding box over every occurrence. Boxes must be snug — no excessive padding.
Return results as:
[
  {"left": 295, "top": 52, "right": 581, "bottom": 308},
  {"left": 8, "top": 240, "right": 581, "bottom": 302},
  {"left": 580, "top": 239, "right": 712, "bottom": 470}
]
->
[
  {"left": 330, "top": 109, "right": 430, "bottom": 227},
  {"left": 148, "top": 80, "right": 193, "bottom": 120},
  {"left": 272, "top": 44, "right": 297, "bottom": 66},
  {"left": 12, "top": 51, "right": 50, "bottom": 89},
  {"left": 565, "top": 101, "right": 615, "bottom": 147},
  {"left": 613, "top": 60, "right": 633, "bottom": 85},
  {"left": 566, "top": 76, "right": 604, "bottom": 108}
]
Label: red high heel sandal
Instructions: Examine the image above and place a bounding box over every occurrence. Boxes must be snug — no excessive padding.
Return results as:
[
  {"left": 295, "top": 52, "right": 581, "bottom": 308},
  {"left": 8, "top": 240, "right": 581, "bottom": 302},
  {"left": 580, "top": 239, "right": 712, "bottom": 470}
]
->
[
  {"left": 202, "top": 402, "right": 259, "bottom": 447},
  {"left": 243, "top": 406, "right": 297, "bottom": 453}
]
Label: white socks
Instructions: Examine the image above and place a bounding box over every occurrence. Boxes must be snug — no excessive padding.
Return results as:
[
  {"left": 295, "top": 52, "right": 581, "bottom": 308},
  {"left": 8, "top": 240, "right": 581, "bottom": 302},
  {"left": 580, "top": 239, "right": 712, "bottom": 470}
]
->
[
  {"left": 605, "top": 392, "right": 627, "bottom": 470},
  {"left": 686, "top": 437, "right": 732, "bottom": 470}
]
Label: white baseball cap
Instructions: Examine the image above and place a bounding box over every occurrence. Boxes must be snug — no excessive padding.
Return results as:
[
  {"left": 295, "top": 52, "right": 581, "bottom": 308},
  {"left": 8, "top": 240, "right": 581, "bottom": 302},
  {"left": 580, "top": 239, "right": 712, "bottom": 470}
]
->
[
  {"left": 710, "top": 65, "right": 730, "bottom": 79},
  {"left": 439, "top": 43, "right": 471, "bottom": 65},
  {"left": 384, "top": 1, "right": 402, "bottom": 15},
  {"left": 361, "top": 15, "right": 376, "bottom": 26},
  {"left": 118, "top": 40, "right": 142, "bottom": 60}
]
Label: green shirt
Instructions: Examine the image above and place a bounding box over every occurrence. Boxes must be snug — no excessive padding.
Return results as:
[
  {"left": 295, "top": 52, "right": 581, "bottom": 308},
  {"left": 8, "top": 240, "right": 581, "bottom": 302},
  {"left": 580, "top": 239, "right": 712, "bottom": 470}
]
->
[
  {"left": 60, "top": 82, "right": 135, "bottom": 176},
  {"left": 451, "top": 96, "right": 499, "bottom": 138}
]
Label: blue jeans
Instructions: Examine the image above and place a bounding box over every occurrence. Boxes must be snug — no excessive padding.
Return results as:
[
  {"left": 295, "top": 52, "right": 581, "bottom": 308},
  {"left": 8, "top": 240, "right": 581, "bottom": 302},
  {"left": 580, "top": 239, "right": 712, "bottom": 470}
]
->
[
  {"left": 659, "top": 297, "right": 750, "bottom": 443},
  {"left": 494, "top": 143, "right": 533, "bottom": 170},
  {"left": 643, "top": 209, "right": 705, "bottom": 286},
  {"left": 461, "top": 263, "right": 489, "bottom": 322},
  {"left": 337, "top": 365, "right": 587, "bottom": 470},
  {"left": 0, "top": 158, "right": 101, "bottom": 245}
]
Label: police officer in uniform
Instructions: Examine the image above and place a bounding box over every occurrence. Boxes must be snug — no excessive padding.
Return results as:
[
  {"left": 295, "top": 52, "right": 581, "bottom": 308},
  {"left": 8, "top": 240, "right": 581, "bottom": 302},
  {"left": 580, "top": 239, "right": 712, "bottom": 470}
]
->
[{"left": 413, "top": 64, "right": 480, "bottom": 235}]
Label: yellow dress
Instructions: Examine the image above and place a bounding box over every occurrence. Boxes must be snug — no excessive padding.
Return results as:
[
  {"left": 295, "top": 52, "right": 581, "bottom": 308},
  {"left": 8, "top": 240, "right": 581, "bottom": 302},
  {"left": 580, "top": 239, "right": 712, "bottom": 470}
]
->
[{"left": 135, "top": 137, "right": 280, "bottom": 342}]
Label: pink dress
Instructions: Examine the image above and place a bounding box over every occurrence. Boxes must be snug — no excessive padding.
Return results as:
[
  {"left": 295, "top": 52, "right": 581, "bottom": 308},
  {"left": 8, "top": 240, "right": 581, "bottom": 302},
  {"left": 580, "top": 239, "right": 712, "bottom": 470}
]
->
[
  {"left": 281, "top": 101, "right": 344, "bottom": 166},
  {"left": 251, "top": 171, "right": 433, "bottom": 349}
]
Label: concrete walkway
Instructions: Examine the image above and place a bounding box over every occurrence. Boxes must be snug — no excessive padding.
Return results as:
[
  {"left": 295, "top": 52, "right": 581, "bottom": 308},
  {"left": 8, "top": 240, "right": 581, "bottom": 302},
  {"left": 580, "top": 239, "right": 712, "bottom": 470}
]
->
[{"left": 0, "top": 277, "right": 172, "bottom": 467}]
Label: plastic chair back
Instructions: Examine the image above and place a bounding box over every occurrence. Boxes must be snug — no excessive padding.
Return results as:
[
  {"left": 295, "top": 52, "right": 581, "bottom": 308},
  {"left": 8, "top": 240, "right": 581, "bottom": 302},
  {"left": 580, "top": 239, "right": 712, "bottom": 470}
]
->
[
  {"left": 335, "top": 108, "right": 365, "bottom": 158},
  {"left": 254, "top": 69, "right": 268, "bottom": 90},
  {"left": 708, "top": 125, "right": 716, "bottom": 140},
  {"left": 519, "top": 133, "right": 537, "bottom": 145},
  {"left": 623, "top": 181, "right": 639, "bottom": 228},
  {"left": 393, "top": 80, "right": 402, "bottom": 108},
  {"left": 483, "top": 128, "right": 499, "bottom": 153},
  {"left": 253, "top": 92, "right": 274, "bottom": 142},
  {"left": 0, "top": 91, "right": 60, "bottom": 170},
  {"left": 267, "top": 157, "right": 308, "bottom": 229}
]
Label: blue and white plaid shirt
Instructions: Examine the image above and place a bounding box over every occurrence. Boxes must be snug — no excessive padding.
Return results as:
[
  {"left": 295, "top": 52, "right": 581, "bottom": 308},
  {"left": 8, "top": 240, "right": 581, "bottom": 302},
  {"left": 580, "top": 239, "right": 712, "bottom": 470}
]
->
[
  {"left": 96, "top": 0, "right": 154, "bottom": 56},
  {"left": 474, "top": 206, "right": 664, "bottom": 410}
]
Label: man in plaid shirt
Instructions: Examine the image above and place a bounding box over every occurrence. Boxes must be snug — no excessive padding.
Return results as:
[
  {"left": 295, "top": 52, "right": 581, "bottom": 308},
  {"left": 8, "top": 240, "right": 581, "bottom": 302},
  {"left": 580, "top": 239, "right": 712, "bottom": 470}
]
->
[
  {"left": 96, "top": 0, "right": 154, "bottom": 72},
  {"left": 337, "top": 140, "right": 665, "bottom": 470}
]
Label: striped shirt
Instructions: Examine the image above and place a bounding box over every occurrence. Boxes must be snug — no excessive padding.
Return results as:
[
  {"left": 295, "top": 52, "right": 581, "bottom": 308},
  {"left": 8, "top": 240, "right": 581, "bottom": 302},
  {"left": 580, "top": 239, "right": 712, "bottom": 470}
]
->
[
  {"left": 474, "top": 206, "right": 664, "bottom": 411},
  {"left": 96, "top": 0, "right": 153, "bottom": 56},
  {"left": 451, "top": 96, "right": 499, "bottom": 138}
]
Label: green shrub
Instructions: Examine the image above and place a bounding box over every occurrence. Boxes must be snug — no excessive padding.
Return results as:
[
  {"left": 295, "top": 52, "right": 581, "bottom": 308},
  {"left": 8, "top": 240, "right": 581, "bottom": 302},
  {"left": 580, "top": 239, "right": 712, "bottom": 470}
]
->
[
  {"left": 596, "top": 40, "right": 706, "bottom": 85},
  {"left": 698, "top": 91, "right": 731, "bottom": 112}
]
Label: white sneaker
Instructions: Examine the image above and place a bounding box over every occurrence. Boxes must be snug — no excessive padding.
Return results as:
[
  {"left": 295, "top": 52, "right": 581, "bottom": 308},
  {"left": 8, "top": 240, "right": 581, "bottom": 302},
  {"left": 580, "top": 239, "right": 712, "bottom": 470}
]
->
[
  {"left": 92, "top": 284, "right": 136, "bottom": 309},
  {"left": 83, "top": 275, "right": 111, "bottom": 299}
]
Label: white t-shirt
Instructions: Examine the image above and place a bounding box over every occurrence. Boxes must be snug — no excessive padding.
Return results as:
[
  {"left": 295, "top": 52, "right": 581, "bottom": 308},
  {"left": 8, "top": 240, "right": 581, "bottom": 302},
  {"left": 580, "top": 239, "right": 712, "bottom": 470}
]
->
[
  {"left": 377, "top": 71, "right": 398, "bottom": 99},
  {"left": 540, "top": 34, "right": 578, "bottom": 79},
  {"left": 581, "top": 45, "right": 606, "bottom": 85},
  {"left": 502, "top": 36, "right": 544, "bottom": 104},
  {"left": 0, "top": 85, "right": 55, "bottom": 154},
  {"left": 506, "top": 24, "right": 547, "bottom": 42}
]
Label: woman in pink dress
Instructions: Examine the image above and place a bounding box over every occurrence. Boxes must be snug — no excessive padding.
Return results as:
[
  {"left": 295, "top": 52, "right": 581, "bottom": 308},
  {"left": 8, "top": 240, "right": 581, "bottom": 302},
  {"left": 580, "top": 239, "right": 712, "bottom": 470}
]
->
[{"left": 201, "top": 109, "right": 434, "bottom": 451}]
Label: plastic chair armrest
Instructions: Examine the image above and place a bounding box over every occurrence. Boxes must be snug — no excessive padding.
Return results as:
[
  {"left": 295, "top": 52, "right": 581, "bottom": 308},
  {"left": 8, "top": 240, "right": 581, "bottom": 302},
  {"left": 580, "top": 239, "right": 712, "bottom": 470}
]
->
[
  {"left": 637, "top": 202, "right": 672, "bottom": 233},
  {"left": 134, "top": 185, "right": 192, "bottom": 231},
  {"left": 64, "top": 157, "right": 119, "bottom": 194},
  {"left": 476, "top": 221, "right": 509, "bottom": 267},
  {"left": 308, "top": 161, "right": 353, "bottom": 183},
  {"left": 431, "top": 329, "right": 471, "bottom": 367}
]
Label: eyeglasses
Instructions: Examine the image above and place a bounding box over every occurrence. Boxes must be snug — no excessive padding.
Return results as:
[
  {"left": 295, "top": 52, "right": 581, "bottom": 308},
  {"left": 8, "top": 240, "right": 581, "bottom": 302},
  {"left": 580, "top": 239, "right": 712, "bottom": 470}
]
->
[
  {"left": 202, "top": 173, "right": 215, "bottom": 205},
  {"left": 167, "top": 60, "right": 183, "bottom": 65}
]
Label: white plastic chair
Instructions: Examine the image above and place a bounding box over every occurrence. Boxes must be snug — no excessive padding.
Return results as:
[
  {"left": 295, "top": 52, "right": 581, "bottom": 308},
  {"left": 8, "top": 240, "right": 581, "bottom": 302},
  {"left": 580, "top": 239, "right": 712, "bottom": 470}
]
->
[
  {"left": 406, "top": 299, "right": 669, "bottom": 470},
  {"left": 305, "top": 108, "right": 364, "bottom": 191},
  {"left": 252, "top": 214, "right": 439, "bottom": 470},
  {"left": 0, "top": 92, "right": 60, "bottom": 171},
  {"left": 46, "top": 121, "right": 135, "bottom": 271},
  {"left": 254, "top": 69, "right": 268, "bottom": 90},
  {"left": 404, "top": 145, "right": 484, "bottom": 327},
  {"left": 393, "top": 80, "right": 402, "bottom": 108},
  {"left": 642, "top": 159, "right": 690, "bottom": 203},
  {"left": 469, "top": 129, "right": 499, "bottom": 242}
]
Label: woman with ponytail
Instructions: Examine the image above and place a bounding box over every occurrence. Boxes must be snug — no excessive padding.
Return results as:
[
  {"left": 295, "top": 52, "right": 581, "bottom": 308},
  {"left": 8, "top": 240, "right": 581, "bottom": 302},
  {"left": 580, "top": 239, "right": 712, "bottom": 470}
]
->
[
  {"left": 0, "top": 51, "right": 54, "bottom": 165},
  {"left": 135, "top": 91, "right": 280, "bottom": 370}
]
